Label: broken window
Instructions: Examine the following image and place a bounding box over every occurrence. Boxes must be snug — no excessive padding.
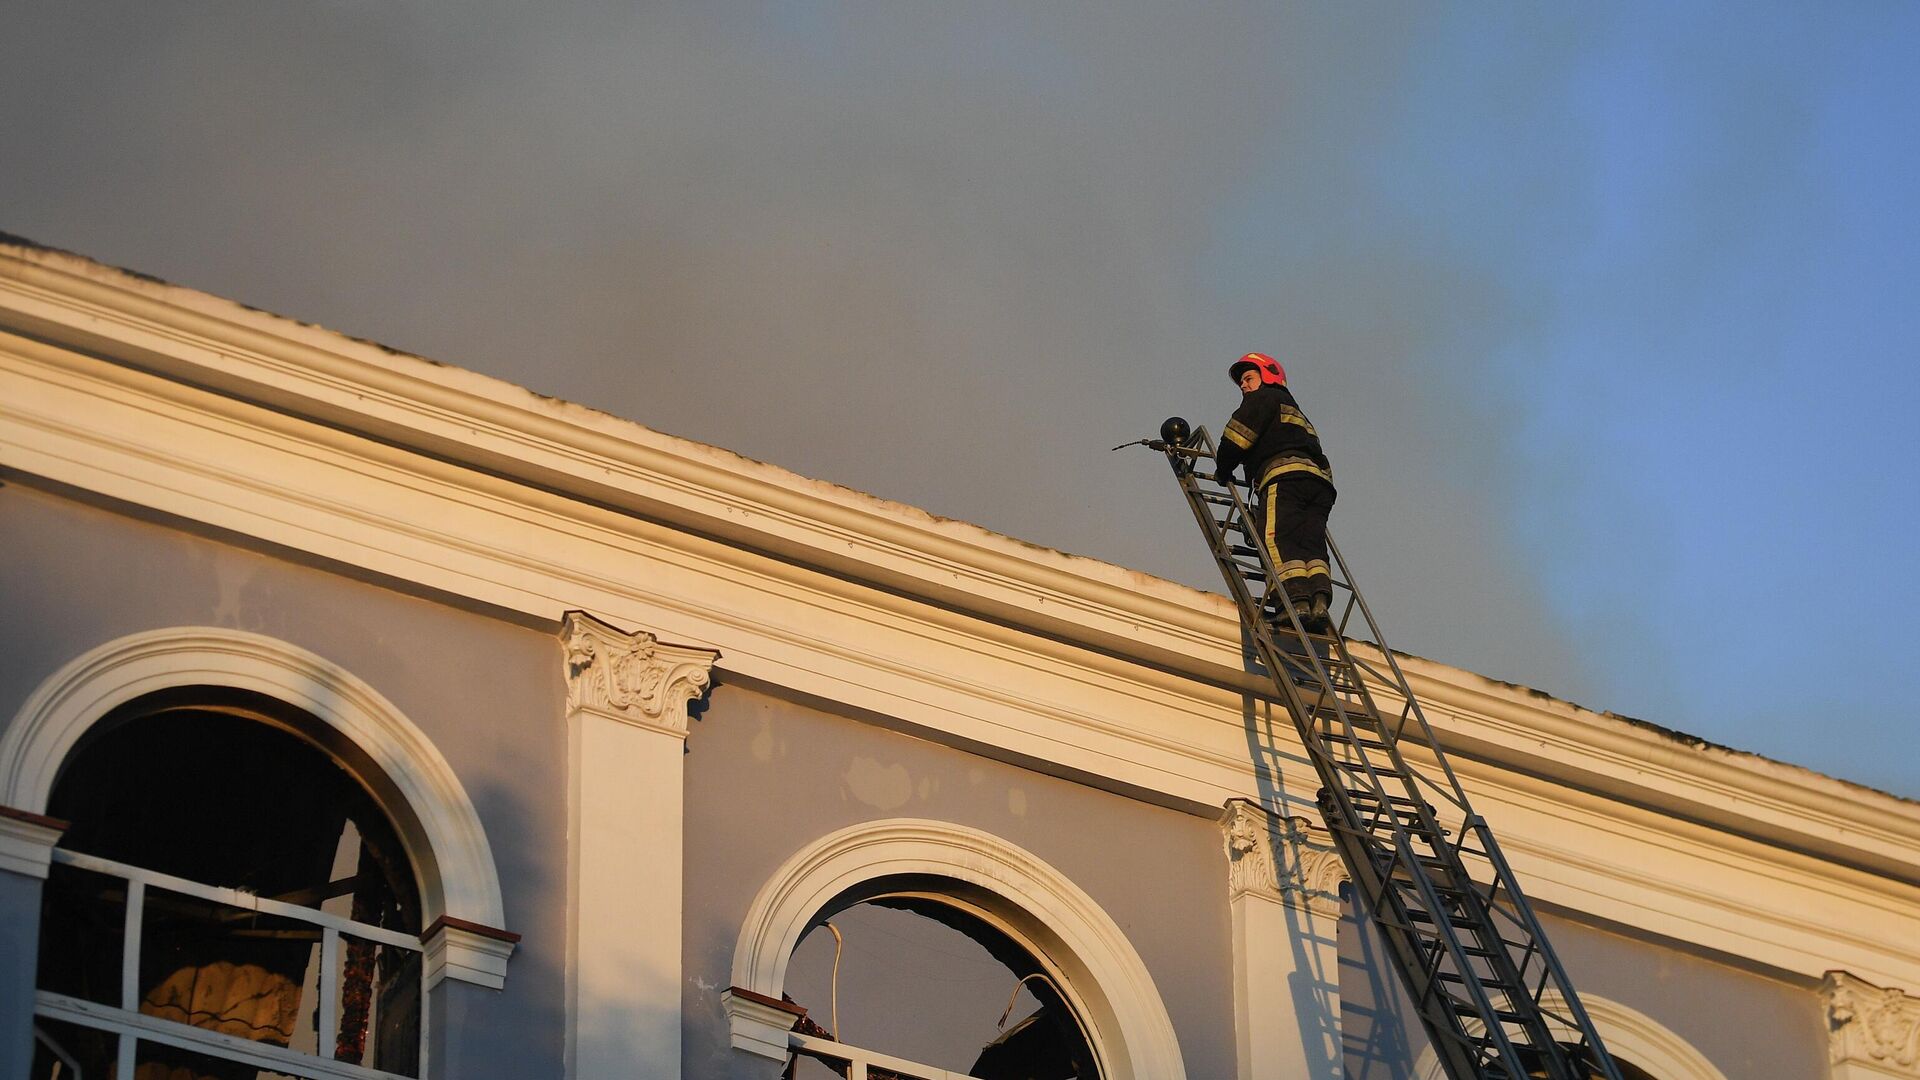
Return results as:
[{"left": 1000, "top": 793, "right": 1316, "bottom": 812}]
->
[
  {"left": 31, "top": 688, "right": 424, "bottom": 1080},
  {"left": 780, "top": 892, "right": 1099, "bottom": 1080}
]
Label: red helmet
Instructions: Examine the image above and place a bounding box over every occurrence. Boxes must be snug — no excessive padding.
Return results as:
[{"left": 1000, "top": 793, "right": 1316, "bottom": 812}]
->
[{"left": 1229, "top": 352, "right": 1286, "bottom": 386}]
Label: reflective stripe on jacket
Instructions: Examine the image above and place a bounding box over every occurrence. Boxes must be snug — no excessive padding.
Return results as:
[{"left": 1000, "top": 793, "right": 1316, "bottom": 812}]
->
[{"left": 1215, "top": 384, "right": 1333, "bottom": 490}]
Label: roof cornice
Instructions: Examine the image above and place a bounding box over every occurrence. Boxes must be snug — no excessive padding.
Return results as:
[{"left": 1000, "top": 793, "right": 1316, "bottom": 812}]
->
[{"left": 3, "top": 237, "right": 1915, "bottom": 890}]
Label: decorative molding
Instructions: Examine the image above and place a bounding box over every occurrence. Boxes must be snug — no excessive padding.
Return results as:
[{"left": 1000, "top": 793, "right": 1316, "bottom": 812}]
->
[
  {"left": 1828, "top": 971, "right": 1920, "bottom": 1078},
  {"left": 423, "top": 917, "right": 519, "bottom": 991},
  {"left": 1292, "top": 831, "right": 1349, "bottom": 911},
  {"left": 564, "top": 624, "right": 695, "bottom": 1080},
  {"left": 721, "top": 987, "right": 806, "bottom": 1059},
  {"left": 0, "top": 806, "right": 66, "bottom": 879},
  {"left": 0, "top": 627, "right": 511, "bottom": 985},
  {"left": 560, "top": 611, "right": 718, "bottom": 738},
  {"left": 1222, "top": 801, "right": 1347, "bottom": 915},
  {"left": 1414, "top": 990, "right": 1728, "bottom": 1080},
  {"left": 9, "top": 242, "right": 1920, "bottom": 993},
  {"left": 0, "top": 245, "right": 1239, "bottom": 686},
  {"left": 730, "top": 818, "right": 1185, "bottom": 1080},
  {"left": 10, "top": 241, "right": 1919, "bottom": 881},
  {"left": 1222, "top": 800, "right": 1280, "bottom": 900},
  {"left": 1224, "top": 801, "right": 1344, "bottom": 1080}
]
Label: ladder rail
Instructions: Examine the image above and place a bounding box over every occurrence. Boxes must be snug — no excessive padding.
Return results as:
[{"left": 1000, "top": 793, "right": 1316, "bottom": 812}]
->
[
  {"left": 1152, "top": 424, "right": 1622, "bottom": 1080},
  {"left": 1168, "top": 442, "right": 1407, "bottom": 806},
  {"left": 1471, "top": 813, "right": 1622, "bottom": 1073},
  {"left": 1174, "top": 430, "right": 1483, "bottom": 874},
  {"left": 1176, "top": 430, "right": 1550, "bottom": 1071},
  {"left": 1324, "top": 530, "right": 1482, "bottom": 816},
  {"left": 1327, "top": 528, "right": 1622, "bottom": 1075},
  {"left": 1171, "top": 439, "right": 1431, "bottom": 827},
  {"left": 1173, "top": 434, "right": 1479, "bottom": 884}
]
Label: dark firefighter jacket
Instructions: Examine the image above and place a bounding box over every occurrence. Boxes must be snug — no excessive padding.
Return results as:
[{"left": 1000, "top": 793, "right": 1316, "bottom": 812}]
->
[{"left": 1214, "top": 383, "right": 1334, "bottom": 491}]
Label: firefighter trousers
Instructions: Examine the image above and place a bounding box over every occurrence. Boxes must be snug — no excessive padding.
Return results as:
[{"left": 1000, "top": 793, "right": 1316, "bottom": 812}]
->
[{"left": 1256, "top": 475, "right": 1337, "bottom": 605}]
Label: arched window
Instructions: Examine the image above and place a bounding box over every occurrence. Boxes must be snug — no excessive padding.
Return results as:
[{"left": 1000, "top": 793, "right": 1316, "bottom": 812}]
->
[
  {"left": 783, "top": 891, "right": 1100, "bottom": 1079},
  {"left": 1411, "top": 991, "right": 1727, "bottom": 1080},
  {"left": 724, "top": 819, "right": 1186, "bottom": 1080},
  {"left": 31, "top": 687, "right": 426, "bottom": 1080},
  {"left": 1518, "top": 1043, "right": 1658, "bottom": 1080}
]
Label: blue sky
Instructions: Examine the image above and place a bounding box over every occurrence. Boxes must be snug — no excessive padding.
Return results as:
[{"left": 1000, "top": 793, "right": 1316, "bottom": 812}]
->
[{"left": 3, "top": 3, "right": 1915, "bottom": 796}]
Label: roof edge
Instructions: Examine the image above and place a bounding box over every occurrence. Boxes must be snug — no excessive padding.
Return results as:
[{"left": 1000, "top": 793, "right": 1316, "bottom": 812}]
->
[{"left": 3, "top": 232, "right": 1914, "bottom": 852}]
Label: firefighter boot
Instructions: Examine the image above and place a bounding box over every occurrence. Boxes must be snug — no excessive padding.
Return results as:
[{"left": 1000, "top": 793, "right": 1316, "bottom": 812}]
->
[{"left": 1309, "top": 592, "right": 1331, "bottom": 629}]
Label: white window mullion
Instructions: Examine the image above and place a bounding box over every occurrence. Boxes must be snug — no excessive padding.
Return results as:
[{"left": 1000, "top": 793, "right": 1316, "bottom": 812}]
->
[
  {"left": 116, "top": 1028, "right": 138, "bottom": 1076},
  {"left": 32, "top": 1024, "right": 83, "bottom": 1077},
  {"left": 788, "top": 1032, "right": 969, "bottom": 1080},
  {"left": 55, "top": 848, "right": 419, "bottom": 951},
  {"left": 44, "top": 850, "right": 429, "bottom": 1080},
  {"left": 119, "top": 877, "right": 147, "bottom": 1077},
  {"left": 417, "top": 988, "right": 430, "bottom": 1080},
  {"left": 121, "top": 878, "right": 145, "bottom": 1011},
  {"left": 320, "top": 927, "right": 340, "bottom": 1059},
  {"left": 37, "top": 991, "right": 418, "bottom": 1080}
]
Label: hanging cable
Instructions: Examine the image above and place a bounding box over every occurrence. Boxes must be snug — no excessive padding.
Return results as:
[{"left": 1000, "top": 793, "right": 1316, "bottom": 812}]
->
[
  {"left": 995, "top": 971, "right": 1098, "bottom": 1066},
  {"left": 825, "top": 921, "right": 844, "bottom": 1041}
]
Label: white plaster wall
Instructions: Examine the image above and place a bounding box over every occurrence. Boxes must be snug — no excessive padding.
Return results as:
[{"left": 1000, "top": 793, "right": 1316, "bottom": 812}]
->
[
  {"left": 680, "top": 680, "right": 1240, "bottom": 1080},
  {"left": 0, "top": 482, "right": 571, "bottom": 1080}
]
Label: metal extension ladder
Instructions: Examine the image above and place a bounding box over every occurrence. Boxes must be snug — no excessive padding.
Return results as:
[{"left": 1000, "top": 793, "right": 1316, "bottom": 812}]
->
[{"left": 1145, "top": 418, "right": 1622, "bottom": 1080}]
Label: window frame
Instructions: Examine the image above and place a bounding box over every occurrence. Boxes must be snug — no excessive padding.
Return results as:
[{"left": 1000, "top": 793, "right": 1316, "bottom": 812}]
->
[
  {"left": 1, "top": 627, "right": 514, "bottom": 990},
  {"left": 35, "top": 787, "right": 429, "bottom": 1079},
  {"left": 6, "top": 628, "right": 521, "bottom": 1079},
  {"left": 724, "top": 817, "right": 1187, "bottom": 1080},
  {"left": 781, "top": 889, "right": 1103, "bottom": 1079}
]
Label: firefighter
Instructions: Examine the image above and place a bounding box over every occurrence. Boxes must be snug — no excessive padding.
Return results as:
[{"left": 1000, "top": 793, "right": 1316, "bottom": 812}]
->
[{"left": 1213, "top": 352, "right": 1337, "bottom": 627}]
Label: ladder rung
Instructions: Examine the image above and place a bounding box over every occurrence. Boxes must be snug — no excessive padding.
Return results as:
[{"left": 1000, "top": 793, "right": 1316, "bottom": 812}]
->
[
  {"left": 1412, "top": 850, "right": 1473, "bottom": 871},
  {"left": 1350, "top": 803, "right": 1445, "bottom": 830},
  {"left": 1273, "top": 645, "right": 1344, "bottom": 673},
  {"left": 1453, "top": 1003, "right": 1531, "bottom": 1026},
  {"left": 1327, "top": 766, "right": 1411, "bottom": 789},
  {"left": 1353, "top": 806, "right": 1431, "bottom": 831},
  {"left": 1331, "top": 757, "right": 1413, "bottom": 779},
  {"left": 1342, "top": 786, "right": 1435, "bottom": 810},
  {"left": 1403, "top": 908, "right": 1481, "bottom": 932},
  {"left": 1305, "top": 703, "right": 1370, "bottom": 725},
  {"left": 1347, "top": 790, "right": 1431, "bottom": 809},
  {"left": 1428, "top": 936, "right": 1521, "bottom": 961},
  {"left": 1276, "top": 629, "right": 1346, "bottom": 649},
  {"left": 1364, "top": 815, "right": 1447, "bottom": 842},
  {"left": 1434, "top": 971, "right": 1521, "bottom": 994},
  {"left": 1298, "top": 687, "right": 1349, "bottom": 712},
  {"left": 1406, "top": 900, "right": 1477, "bottom": 926},
  {"left": 1390, "top": 878, "right": 1472, "bottom": 908},
  {"left": 1413, "top": 860, "right": 1467, "bottom": 882},
  {"left": 1319, "top": 731, "right": 1391, "bottom": 751}
]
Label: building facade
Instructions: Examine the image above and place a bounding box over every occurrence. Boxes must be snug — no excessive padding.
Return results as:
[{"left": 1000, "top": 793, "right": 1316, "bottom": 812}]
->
[{"left": 2, "top": 235, "right": 1917, "bottom": 1080}]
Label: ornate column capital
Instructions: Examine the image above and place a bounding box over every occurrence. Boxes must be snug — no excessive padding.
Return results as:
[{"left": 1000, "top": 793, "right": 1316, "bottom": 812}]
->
[
  {"left": 1826, "top": 971, "right": 1920, "bottom": 1078},
  {"left": 560, "top": 611, "right": 719, "bottom": 739},
  {"left": 1221, "top": 799, "right": 1348, "bottom": 915}
]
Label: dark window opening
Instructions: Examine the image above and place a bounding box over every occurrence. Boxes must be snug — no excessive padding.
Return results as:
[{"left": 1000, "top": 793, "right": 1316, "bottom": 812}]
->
[
  {"left": 1517, "top": 1042, "right": 1658, "bottom": 1080},
  {"left": 34, "top": 689, "right": 424, "bottom": 1080},
  {"left": 783, "top": 892, "right": 1099, "bottom": 1079}
]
